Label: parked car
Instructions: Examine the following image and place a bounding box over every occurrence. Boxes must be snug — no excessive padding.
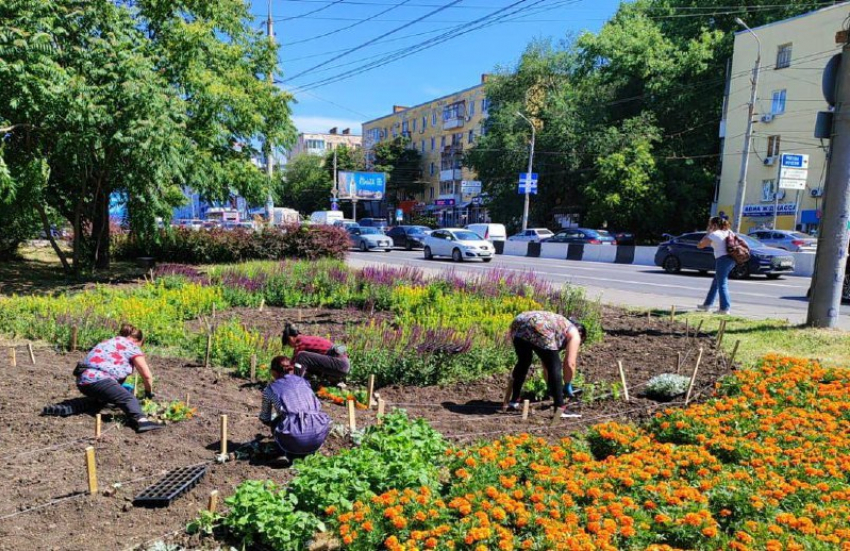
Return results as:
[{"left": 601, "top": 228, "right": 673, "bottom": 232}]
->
[
  {"left": 333, "top": 218, "right": 359, "bottom": 230},
  {"left": 386, "top": 225, "right": 431, "bottom": 250},
  {"left": 606, "top": 230, "right": 635, "bottom": 246},
  {"left": 357, "top": 217, "right": 389, "bottom": 230},
  {"left": 543, "top": 228, "right": 617, "bottom": 245},
  {"left": 747, "top": 229, "right": 817, "bottom": 252},
  {"left": 423, "top": 228, "right": 493, "bottom": 262},
  {"left": 348, "top": 226, "right": 392, "bottom": 252},
  {"left": 654, "top": 232, "right": 795, "bottom": 279},
  {"left": 508, "top": 228, "right": 554, "bottom": 243},
  {"left": 466, "top": 223, "right": 507, "bottom": 244}
]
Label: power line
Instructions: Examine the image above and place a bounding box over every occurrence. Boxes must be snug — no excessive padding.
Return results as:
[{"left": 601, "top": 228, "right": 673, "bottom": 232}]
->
[
  {"left": 283, "top": 0, "right": 418, "bottom": 46},
  {"left": 277, "top": 0, "right": 346, "bottom": 21}
]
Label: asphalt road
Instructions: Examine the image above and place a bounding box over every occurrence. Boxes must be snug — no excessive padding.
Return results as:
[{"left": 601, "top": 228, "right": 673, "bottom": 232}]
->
[{"left": 347, "top": 248, "right": 850, "bottom": 329}]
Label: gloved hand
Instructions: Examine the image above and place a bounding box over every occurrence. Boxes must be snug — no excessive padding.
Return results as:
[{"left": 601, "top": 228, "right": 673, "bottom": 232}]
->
[{"left": 143, "top": 391, "right": 154, "bottom": 400}]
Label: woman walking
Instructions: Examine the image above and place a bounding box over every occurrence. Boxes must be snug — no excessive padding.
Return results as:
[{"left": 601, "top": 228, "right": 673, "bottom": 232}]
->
[{"left": 697, "top": 216, "right": 735, "bottom": 314}]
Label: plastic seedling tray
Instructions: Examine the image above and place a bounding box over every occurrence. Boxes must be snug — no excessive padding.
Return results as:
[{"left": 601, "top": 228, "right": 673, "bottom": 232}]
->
[
  {"left": 133, "top": 464, "right": 208, "bottom": 508},
  {"left": 42, "top": 397, "right": 101, "bottom": 417}
]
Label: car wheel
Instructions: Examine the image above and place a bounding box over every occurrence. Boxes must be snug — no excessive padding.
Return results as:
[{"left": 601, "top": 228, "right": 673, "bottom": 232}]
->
[
  {"left": 698, "top": 270, "right": 708, "bottom": 276},
  {"left": 359, "top": 241, "right": 368, "bottom": 252},
  {"left": 483, "top": 258, "right": 493, "bottom": 263},
  {"left": 384, "top": 248, "right": 391, "bottom": 253},
  {"left": 424, "top": 246, "right": 433, "bottom": 260},
  {"left": 405, "top": 241, "right": 412, "bottom": 251},
  {"left": 662, "top": 255, "right": 681, "bottom": 274},
  {"left": 766, "top": 274, "right": 781, "bottom": 280},
  {"left": 452, "top": 248, "right": 463, "bottom": 262},
  {"left": 730, "top": 263, "right": 750, "bottom": 279}
]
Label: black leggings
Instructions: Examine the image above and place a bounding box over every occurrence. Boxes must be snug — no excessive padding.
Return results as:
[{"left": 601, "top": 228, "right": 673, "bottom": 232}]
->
[
  {"left": 78, "top": 378, "right": 145, "bottom": 422},
  {"left": 510, "top": 337, "right": 564, "bottom": 408},
  {"left": 294, "top": 351, "right": 350, "bottom": 382}
]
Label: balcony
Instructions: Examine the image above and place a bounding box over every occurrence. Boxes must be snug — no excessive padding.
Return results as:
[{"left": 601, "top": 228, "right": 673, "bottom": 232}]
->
[
  {"left": 443, "top": 117, "right": 465, "bottom": 130},
  {"left": 440, "top": 169, "right": 462, "bottom": 182}
]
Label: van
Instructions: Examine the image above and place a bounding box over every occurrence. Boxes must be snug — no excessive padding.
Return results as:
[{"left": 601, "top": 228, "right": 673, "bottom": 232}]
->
[
  {"left": 310, "top": 210, "right": 345, "bottom": 225},
  {"left": 466, "top": 223, "right": 507, "bottom": 243}
]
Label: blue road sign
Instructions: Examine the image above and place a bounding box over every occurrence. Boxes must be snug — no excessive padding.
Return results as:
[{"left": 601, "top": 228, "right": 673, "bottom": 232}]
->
[
  {"left": 780, "top": 154, "right": 807, "bottom": 168},
  {"left": 518, "top": 172, "right": 538, "bottom": 195}
]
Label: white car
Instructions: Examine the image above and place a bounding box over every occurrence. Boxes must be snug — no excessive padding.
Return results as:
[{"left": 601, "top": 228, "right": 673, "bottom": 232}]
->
[
  {"left": 348, "top": 226, "right": 392, "bottom": 252},
  {"left": 508, "top": 228, "right": 554, "bottom": 243},
  {"left": 423, "top": 228, "right": 494, "bottom": 262}
]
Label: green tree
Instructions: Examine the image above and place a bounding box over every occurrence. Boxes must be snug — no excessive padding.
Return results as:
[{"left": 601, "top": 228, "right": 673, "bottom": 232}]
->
[
  {"left": 276, "top": 154, "right": 333, "bottom": 214},
  {"left": 372, "top": 137, "right": 425, "bottom": 202}
]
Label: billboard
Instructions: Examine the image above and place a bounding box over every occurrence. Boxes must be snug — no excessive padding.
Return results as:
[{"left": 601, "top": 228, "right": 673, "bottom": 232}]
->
[{"left": 337, "top": 171, "right": 387, "bottom": 200}]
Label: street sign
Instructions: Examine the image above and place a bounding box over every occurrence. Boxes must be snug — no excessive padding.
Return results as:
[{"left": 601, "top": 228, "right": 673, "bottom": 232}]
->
[
  {"left": 778, "top": 153, "right": 809, "bottom": 190},
  {"left": 395, "top": 208, "right": 403, "bottom": 221},
  {"left": 518, "top": 172, "right": 538, "bottom": 195},
  {"left": 434, "top": 199, "right": 455, "bottom": 207}
]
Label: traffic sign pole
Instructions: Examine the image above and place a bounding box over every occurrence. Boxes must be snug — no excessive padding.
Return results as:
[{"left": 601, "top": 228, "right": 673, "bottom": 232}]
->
[{"left": 517, "top": 112, "right": 535, "bottom": 232}]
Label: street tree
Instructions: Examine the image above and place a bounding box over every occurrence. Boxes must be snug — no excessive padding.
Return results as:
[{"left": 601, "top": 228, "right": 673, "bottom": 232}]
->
[{"left": 277, "top": 154, "right": 333, "bottom": 215}]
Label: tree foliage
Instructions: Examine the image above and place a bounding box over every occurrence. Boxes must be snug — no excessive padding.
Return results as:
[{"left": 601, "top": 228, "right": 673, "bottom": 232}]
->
[
  {"left": 276, "top": 154, "right": 333, "bottom": 215},
  {"left": 468, "top": 0, "right": 826, "bottom": 238},
  {"left": 372, "top": 137, "right": 425, "bottom": 202},
  {"left": 0, "top": 0, "right": 296, "bottom": 269}
]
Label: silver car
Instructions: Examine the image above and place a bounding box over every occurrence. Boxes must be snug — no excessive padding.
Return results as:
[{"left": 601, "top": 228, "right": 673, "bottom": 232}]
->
[
  {"left": 348, "top": 226, "right": 392, "bottom": 252},
  {"left": 747, "top": 230, "right": 817, "bottom": 252}
]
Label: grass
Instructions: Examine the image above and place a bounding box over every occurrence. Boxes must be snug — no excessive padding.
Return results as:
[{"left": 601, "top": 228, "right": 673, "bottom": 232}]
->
[{"left": 673, "top": 311, "right": 850, "bottom": 368}]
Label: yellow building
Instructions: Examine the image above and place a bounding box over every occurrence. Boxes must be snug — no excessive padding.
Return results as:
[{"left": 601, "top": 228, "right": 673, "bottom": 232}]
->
[
  {"left": 361, "top": 76, "right": 490, "bottom": 226},
  {"left": 716, "top": 2, "right": 847, "bottom": 233},
  {"left": 288, "top": 127, "right": 361, "bottom": 158}
]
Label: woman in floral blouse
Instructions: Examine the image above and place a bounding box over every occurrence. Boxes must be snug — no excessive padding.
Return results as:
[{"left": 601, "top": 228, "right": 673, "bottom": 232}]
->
[
  {"left": 508, "top": 311, "right": 586, "bottom": 418},
  {"left": 75, "top": 324, "right": 162, "bottom": 433}
]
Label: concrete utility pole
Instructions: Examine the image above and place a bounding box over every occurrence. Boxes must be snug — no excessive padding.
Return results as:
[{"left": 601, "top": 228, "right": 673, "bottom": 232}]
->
[
  {"left": 333, "top": 148, "right": 338, "bottom": 210},
  {"left": 516, "top": 111, "right": 535, "bottom": 232},
  {"left": 264, "top": 0, "right": 276, "bottom": 218},
  {"left": 807, "top": 36, "right": 850, "bottom": 328},
  {"left": 731, "top": 18, "right": 761, "bottom": 233}
]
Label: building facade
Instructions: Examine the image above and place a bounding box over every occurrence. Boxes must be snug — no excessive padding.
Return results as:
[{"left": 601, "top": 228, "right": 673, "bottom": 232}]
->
[
  {"left": 715, "top": 3, "right": 848, "bottom": 233},
  {"left": 362, "top": 76, "right": 490, "bottom": 226},
  {"left": 288, "top": 128, "right": 361, "bottom": 158}
]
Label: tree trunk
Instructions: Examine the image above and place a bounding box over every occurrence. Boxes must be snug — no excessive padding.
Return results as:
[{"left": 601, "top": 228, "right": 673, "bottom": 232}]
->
[
  {"left": 91, "top": 185, "right": 110, "bottom": 271},
  {"left": 36, "top": 203, "right": 71, "bottom": 273}
]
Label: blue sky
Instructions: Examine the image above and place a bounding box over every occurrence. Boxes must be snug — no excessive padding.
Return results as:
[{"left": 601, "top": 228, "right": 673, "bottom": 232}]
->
[{"left": 249, "top": 0, "right": 622, "bottom": 135}]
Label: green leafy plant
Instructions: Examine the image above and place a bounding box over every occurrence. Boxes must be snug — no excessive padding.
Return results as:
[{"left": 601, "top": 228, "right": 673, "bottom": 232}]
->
[{"left": 645, "top": 373, "right": 691, "bottom": 401}]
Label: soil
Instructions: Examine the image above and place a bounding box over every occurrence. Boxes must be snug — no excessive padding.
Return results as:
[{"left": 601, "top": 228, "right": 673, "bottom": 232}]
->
[{"left": 0, "top": 306, "right": 729, "bottom": 551}]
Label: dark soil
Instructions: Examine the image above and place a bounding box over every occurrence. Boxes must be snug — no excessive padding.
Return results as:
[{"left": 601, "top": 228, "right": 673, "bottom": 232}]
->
[{"left": 0, "top": 306, "right": 730, "bottom": 551}]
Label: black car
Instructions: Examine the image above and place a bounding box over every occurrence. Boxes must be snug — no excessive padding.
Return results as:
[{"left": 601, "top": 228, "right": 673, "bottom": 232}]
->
[
  {"left": 386, "top": 225, "right": 431, "bottom": 250},
  {"left": 654, "top": 232, "right": 795, "bottom": 279},
  {"left": 543, "top": 228, "right": 617, "bottom": 245}
]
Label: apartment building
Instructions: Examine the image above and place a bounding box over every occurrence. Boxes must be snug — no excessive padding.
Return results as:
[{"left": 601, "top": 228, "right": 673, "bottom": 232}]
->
[
  {"left": 362, "top": 76, "right": 490, "bottom": 226},
  {"left": 715, "top": 2, "right": 848, "bottom": 233},
  {"left": 288, "top": 127, "right": 361, "bottom": 158}
]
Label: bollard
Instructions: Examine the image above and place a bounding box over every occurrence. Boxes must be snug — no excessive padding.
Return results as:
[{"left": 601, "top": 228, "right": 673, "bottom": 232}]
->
[{"left": 85, "top": 446, "right": 98, "bottom": 495}]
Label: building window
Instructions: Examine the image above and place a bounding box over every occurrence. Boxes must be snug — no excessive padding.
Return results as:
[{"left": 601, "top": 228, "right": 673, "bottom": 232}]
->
[
  {"left": 305, "top": 139, "right": 325, "bottom": 150},
  {"left": 468, "top": 130, "right": 475, "bottom": 144},
  {"left": 430, "top": 137, "right": 435, "bottom": 151},
  {"left": 443, "top": 102, "right": 465, "bottom": 121},
  {"left": 440, "top": 136, "right": 446, "bottom": 148},
  {"left": 432, "top": 111, "right": 437, "bottom": 126},
  {"left": 761, "top": 179, "right": 776, "bottom": 203},
  {"left": 412, "top": 119, "right": 416, "bottom": 132},
  {"left": 482, "top": 99, "right": 490, "bottom": 113},
  {"left": 402, "top": 120, "right": 409, "bottom": 133},
  {"left": 429, "top": 187, "right": 434, "bottom": 199},
  {"left": 429, "top": 162, "right": 435, "bottom": 176},
  {"left": 776, "top": 43, "right": 792, "bottom": 69},
  {"left": 468, "top": 100, "right": 475, "bottom": 116},
  {"left": 767, "top": 135, "right": 781, "bottom": 158},
  {"left": 420, "top": 140, "right": 425, "bottom": 152},
  {"left": 771, "top": 89, "right": 786, "bottom": 115},
  {"left": 422, "top": 116, "right": 426, "bottom": 129}
]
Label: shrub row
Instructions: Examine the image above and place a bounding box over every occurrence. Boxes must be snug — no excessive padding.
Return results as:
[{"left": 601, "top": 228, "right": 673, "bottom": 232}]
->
[{"left": 112, "top": 224, "right": 349, "bottom": 264}]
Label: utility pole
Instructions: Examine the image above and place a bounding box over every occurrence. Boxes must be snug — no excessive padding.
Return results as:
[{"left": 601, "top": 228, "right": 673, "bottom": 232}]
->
[
  {"left": 731, "top": 18, "right": 761, "bottom": 233},
  {"left": 516, "top": 111, "right": 535, "bottom": 232},
  {"left": 333, "top": 148, "right": 338, "bottom": 210},
  {"left": 264, "top": 0, "right": 276, "bottom": 219},
  {"left": 807, "top": 35, "right": 850, "bottom": 328}
]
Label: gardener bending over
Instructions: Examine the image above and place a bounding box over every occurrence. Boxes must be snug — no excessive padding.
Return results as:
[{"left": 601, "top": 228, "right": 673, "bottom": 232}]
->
[
  {"left": 259, "top": 356, "right": 331, "bottom": 460},
  {"left": 74, "top": 324, "right": 163, "bottom": 433},
  {"left": 507, "top": 311, "right": 586, "bottom": 418},
  {"left": 281, "top": 322, "right": 350, "bottom": 383}
]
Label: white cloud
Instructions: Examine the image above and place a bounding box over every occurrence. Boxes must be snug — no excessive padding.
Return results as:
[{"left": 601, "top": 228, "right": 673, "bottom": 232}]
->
[{"left": 292, "top": 115, "right": 363, "bottom": 135}]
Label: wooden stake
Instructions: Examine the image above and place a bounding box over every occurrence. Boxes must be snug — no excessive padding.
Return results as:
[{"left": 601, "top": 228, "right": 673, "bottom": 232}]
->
[
  {"left": 617, "top": 360, "right": 630, "bottom": 402},
  {"left": 204, "top": 333, "right": 213, "bottom": 368},
  {"left": 693, "top": 320, "right": 704, "bottom": 343},
  {"left": 521, "top": 399, "right": 530, "bottom": 420},
  {"left": 367, "top": 374, "right": 376, "bottom": 410},
  {"left": 71, "top": 325, "right": 78, "bottom": 352},
  {"left": 670, "top": 305, "right": 676, "bottom": 323},
  {"left": 347, "top": 398, "right": 356, "bottom": 432},
  {"left": 95, "top": 414, "right": 102, "bottom": 439},
  {"left": 220, "top": 415, "right": 228, "bottom": 457},
  {"left": 676, "top": 352, "right": 682, "bottom": 375},
  {"left": 684, "top": 319, "right": 689, "bottom": 338},
  {"left": 685, "top": 347, "right": 704, "bottom": 405},
  {"left": 185, "top": 394, "right": 190, "bottom": 408},
  {"left": 207, "top": 490, "right": 220, "bottom": 514},
  {"left": 9, "top": 348, "right": 16, "bottom": 368},
  {"left": 376, "top": 398, "right": 386, "bottom": 424},
  {"left": 501, "top": 376, "right": 514, "bottom": 411},
  {"left": 729, "top": 340, "right": 741, "bottom": 366},
  {"left": 298, "top": 309, "right": 303, "bottom": 322},
  {"left": 27, "top": 343, "right": 35, "bottom": 365},
  {"left": 85, "top": 446, "right": 98, "bottom": 495},
  {"left": 647, "top": 309, "right": 651, "bottom": 320},
  {"left": 149, "top": 268, "right": 155, "bottom": 283},
  {"left": 249, "top": 354, "right": 257, "bottom": 381},
  {"left": 211, "top": 303, "right": 216, "bottom": 321},
  {"left": 716, "top": 320, "right": 727, "bottom": 349},
  {"left": 258, "top": 298, "right": 265, "bottom": 312}
]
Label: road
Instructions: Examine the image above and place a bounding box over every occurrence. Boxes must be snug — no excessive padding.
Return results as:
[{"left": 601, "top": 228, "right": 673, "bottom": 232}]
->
[{"left": 347, "top": 249, "right": 850, "bottom": 329}]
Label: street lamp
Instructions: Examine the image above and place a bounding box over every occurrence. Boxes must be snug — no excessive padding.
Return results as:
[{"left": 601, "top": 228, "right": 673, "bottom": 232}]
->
[
  {"left": 516, "top": 111, "right": 535, "bottom": 232},
  {"left": 731, "top": 17, "right": 762, "bottom": 233}
]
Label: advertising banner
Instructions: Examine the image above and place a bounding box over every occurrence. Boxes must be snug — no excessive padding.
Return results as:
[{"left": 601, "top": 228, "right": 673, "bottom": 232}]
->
[
  {"left": 337, "top": 171, "right": 387, "bottom": 200},
  {"left": 743, "top": 203, "right": 797, "bottom": 217}
]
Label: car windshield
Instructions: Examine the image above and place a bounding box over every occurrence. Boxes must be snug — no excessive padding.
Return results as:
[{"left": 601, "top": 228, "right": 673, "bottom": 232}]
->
[
  {"left": 360, "top": 227, "right": 382, "bottom": 235},
  {"left": 790, "top": 232, "right": 813, "bottom": 239},
  {"left": 595, "top": 230, "right": 612, "bottom": 237},
  {"left": 537, "top": 229, "right": 554, "bottom": 236},
  {"left": 407, "top": 226, "right": 429, "bottom": 234},
  {"left": 454, "top": 231, "right": 483, "bottom": 241}
]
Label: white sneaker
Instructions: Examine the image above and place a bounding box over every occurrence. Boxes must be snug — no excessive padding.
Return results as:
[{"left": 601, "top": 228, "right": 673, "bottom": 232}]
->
[
  {"left": 697, "top": 304, "right": 710, "bottom": 312},
  {"left": 560, "top": 406, "right": 582, "bottom": 419},
  {"left": 716, "top": 309, "right": 731, "bottom": 315},
  {"left": 506, "top": 401, "right": 520, "bottom": 411}
]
